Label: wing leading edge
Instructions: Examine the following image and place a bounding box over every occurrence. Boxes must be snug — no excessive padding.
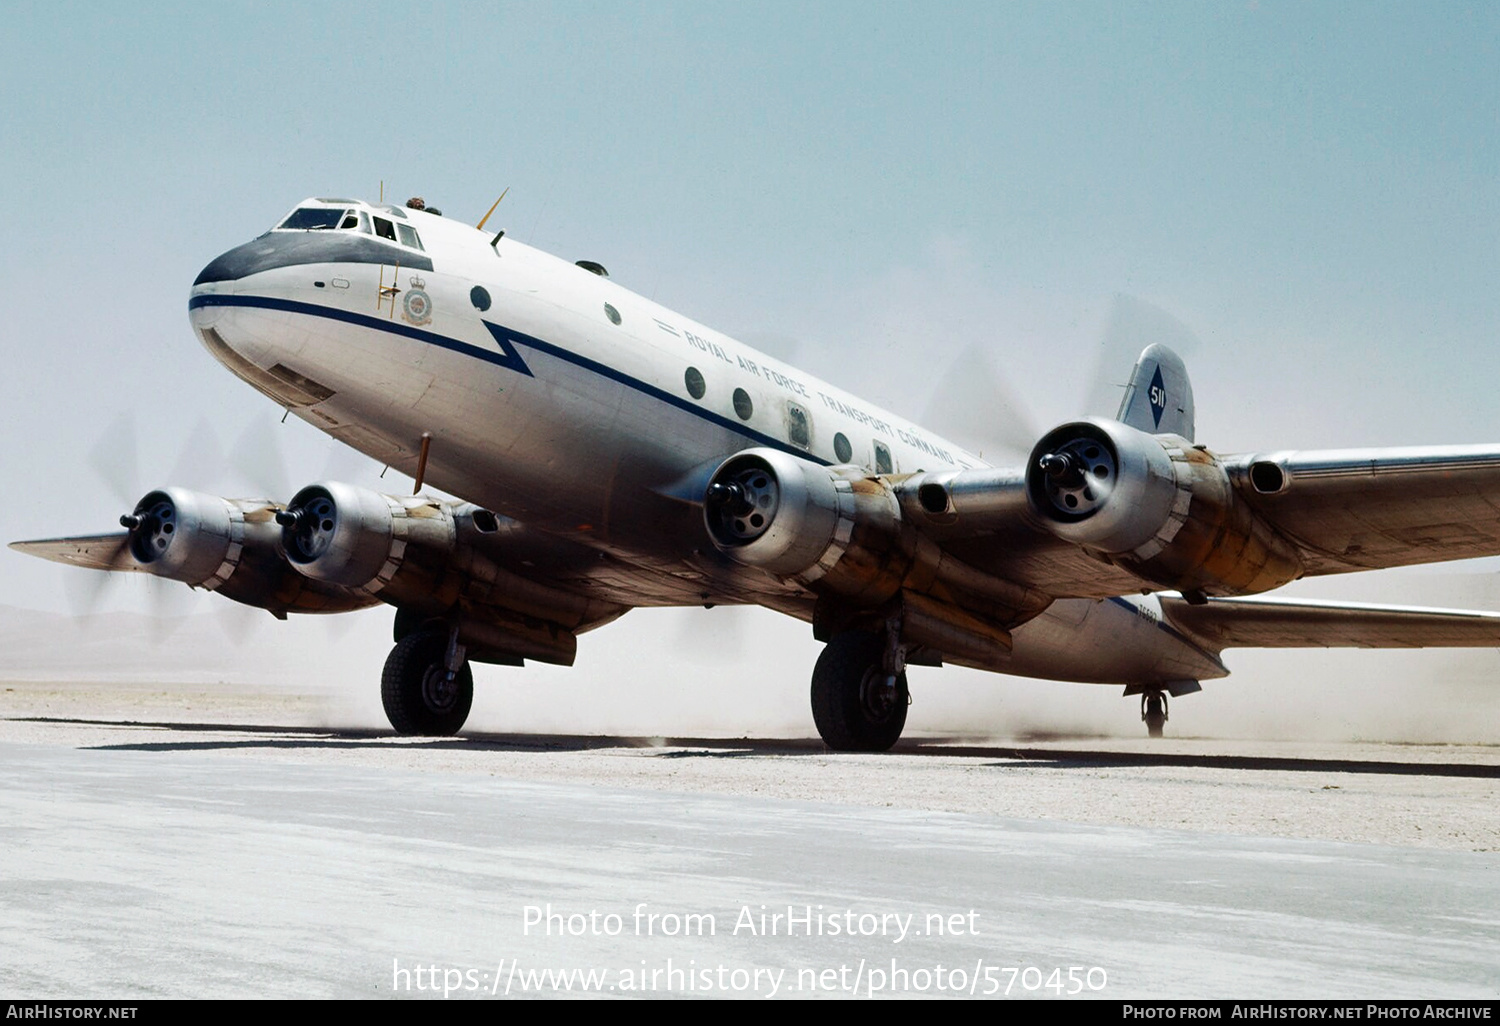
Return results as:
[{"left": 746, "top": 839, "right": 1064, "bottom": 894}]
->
[
  {"left": 9, "top": 534, "right": 137, "bottom": 572},
  {"left": 1231, "top": 446, "right": 1500, "bottom": 576}
]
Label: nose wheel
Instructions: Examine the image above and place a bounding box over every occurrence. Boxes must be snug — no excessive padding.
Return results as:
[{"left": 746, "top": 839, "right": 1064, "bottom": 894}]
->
[{"left": 381, "top": 628, "right": 473, "bottom": 736}]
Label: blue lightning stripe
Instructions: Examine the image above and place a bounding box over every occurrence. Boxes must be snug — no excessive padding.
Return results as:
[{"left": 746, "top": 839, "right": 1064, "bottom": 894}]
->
[
  {"left": 188, "top": 293, "right": 533, "bottom": 376},
  {"left": 488, "top": 323, "right": 832, "bottom": 462},
  {"left": 187, "top": 293, "right": 830, "bottom": 465}
]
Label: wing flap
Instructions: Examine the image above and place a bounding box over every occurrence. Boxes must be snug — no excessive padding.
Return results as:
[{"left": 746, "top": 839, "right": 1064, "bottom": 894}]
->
[
  {"left": 1161, "top": 593, "right": 1500, "bottom": 649},
  {"left": 9, "top": 534, "right": 139, "bottom": 572}
]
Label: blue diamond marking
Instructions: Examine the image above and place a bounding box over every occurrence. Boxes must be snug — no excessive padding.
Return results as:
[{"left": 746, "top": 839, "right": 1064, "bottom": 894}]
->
[{"left": 1149, "top": 365, "right": 1166, "bottom": 428}]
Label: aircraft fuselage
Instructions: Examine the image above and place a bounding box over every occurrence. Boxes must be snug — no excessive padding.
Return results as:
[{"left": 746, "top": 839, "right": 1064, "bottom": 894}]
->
[{"left": 187, "top": 197, "right": 1226, "bottom": 687}]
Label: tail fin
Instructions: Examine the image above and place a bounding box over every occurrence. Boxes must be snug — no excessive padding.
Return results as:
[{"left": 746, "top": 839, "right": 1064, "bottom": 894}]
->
[{"left": 1116, "top": 343, "right": 1195, "bottom": 441}]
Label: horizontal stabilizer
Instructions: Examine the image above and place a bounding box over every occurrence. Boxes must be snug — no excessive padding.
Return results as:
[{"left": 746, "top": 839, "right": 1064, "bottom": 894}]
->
[
  {"left": 9, "top": 534, "right": 139, "bottom": 573},
  {"left": 1161, "top": 593, "right": 1500, "bottom": 650}
]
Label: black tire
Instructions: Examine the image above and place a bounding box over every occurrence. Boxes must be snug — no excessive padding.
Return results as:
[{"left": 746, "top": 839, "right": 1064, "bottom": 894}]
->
[
  {"left": 810, "top": 631, "right": 908, "bottom": 752},
  {"left": 1144, "top": 695, "right": 1166, "bottom": 739},
  {"left": 381, "top": 629, "right": 473, "bottom": 736}
]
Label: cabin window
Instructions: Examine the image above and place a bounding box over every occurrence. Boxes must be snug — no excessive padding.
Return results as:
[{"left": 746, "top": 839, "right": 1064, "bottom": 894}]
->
[
  {"left": 278, "top": 207, "right": 344, "bottom": 231},
  {"left": 834, "top": 432, "right": 853, "bottom": 463},
  {"left": 786, "top": 403, "right": 811, "bottom": 449},
  {"left": 684, "top": 367, "right": 706, "bottom": 399},
  {"left": 604, "top": 303, "right": 622, "bottom": 325},
  {"left": 733, "top": 388, "right": 754, "bottom": 421},
  {"left": 874, "top": 441, "right": 894, "bottom": 475}
]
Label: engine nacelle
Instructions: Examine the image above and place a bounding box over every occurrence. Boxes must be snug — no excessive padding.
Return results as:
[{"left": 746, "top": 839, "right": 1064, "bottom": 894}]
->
[
  {"left": 126, "top": 487, "right": 247, "bottom": 588},
  {"left": 702, "top": 448, "right": 913, "bottom": 603},
  {"left": 278, "top": 482, "right": 458, "bottom": 603},
  {"left": 702, "top": 449, "right": 1053, "bottom": 659},
  {"left": 1025, "top": 418, "right": 1302, "bottom": 595},
  {"left": 277, "top": 482, "right": 627, "bottom": 654},
  {"left": 122, "top": 487, "right": 376, "bottom": 614}
]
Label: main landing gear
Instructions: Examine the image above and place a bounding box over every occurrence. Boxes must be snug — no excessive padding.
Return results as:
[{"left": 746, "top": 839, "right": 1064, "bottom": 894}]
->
[
  {"left": 382, "top": 627, "right": 473, "bottom": 736},
  {"left": 811, "top": 630, "right": 909, "bottom": 752}
]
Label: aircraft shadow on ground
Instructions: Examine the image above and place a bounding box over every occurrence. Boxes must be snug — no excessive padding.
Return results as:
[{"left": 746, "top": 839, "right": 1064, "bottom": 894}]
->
[{"left": 9, "top": 716, "right": 1499, "bottom": 778}]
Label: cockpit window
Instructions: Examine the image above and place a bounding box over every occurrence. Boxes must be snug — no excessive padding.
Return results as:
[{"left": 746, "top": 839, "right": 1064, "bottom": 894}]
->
[
  {"left": 278, "top": 207, "right": 345, "bottom": 231},
  {"left": 277, "top": 205, "right": 418, "bottom": 248}
]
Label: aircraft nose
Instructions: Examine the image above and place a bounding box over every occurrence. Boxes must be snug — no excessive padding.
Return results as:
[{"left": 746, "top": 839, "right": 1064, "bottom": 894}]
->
[{"left": 193, "top": 239, "right": 263, "bottom": 286}]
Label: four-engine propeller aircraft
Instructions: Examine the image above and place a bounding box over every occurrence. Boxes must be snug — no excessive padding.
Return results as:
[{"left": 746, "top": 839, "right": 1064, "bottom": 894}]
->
[{"left": 16, "top": 195, "right": 1500, "bottom": 747}]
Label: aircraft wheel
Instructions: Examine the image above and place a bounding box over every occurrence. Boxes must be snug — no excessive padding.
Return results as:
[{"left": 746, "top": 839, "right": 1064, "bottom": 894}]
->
[
  {"left": 1143, "top": 693, "right": 1167, "bottom": 739},
  {"left": 381, "top": 629, "right": 473, "bottom": 736},
  {"left": 810, "top": 630, "right": 908, "bottom": 752}
]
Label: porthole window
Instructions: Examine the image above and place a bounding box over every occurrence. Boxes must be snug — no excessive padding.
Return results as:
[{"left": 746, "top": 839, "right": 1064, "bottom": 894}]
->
[
  {"left": 604, "top": 303, "right": 621, "bottom": 325},
  {"left": 684, "top": 367, "right": 706, "bottom": 399},
  {"left": 732, "top": 387, "right": 754, "bottom": 421},
  {"left": 470, "top": 285, "right": 491, "bottom": 311},
  {"left": 834, "top": 432, "right": 853, "bottom": 463},
  {"left": 874, "top": 441, "right": 894, "bottom": 475}
]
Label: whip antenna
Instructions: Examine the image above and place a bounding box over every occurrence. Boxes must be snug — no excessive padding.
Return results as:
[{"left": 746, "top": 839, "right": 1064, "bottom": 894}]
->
[{"left": 476, "top": 187, "right": 510, "bottom": 231}]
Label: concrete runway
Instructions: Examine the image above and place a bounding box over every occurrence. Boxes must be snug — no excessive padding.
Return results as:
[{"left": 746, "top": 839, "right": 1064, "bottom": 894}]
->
[{"left": 2, "top": 703, "right": 1498, "bottom": 999}]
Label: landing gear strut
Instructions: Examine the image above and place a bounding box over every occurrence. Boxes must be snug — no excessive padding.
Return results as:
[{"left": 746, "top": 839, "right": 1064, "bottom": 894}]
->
[
  {"left": 1141, "top": 691, "right": 1168, "bottom": 739},
  {"left": 381, "top": 627, "right": 473, "bottom": 736},
  {"left": 810, "top": 629, "right": 908, "bottom": 752}
]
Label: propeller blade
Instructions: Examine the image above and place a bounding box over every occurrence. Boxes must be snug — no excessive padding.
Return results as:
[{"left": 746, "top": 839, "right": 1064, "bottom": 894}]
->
[
  {"left": 63, "top": 565, "right": 119, "bottom": 620},
  {"left": 920, "top": 345, "right": 1038, "bottom": 462},
  {"left": 325, "top": 607, "right": 363, "bottom": 643},
  {"left": 87, "top": 413, "right": 140, "bottom": 510},
  {"left": 167, "top": 416, "right": 228, "bottom": 494},
  {"left": 740, "top": 332, "right": 804, "bottom": 368},
  {"left": 229, "top": 412, "right": 292, "bottom": 501},
  {"left": 669, "top": 606, "right": 748, "bottom": 662},
  {"left": 142, "top": 575, "right": 193, "bottom": 647},
  {"left": 213, "top": 601, "right": 264, "bottom": 648},
  {"left": 319, "top": 436, "right": 376, "bottom": 486}
]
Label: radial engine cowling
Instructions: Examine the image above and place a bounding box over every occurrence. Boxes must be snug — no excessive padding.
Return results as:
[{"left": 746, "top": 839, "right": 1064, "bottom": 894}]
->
[
  {"left": 1025, "top": 418, "right": 1302, "bottom": 595},
  {"left": 278, "top": 482, "right": 459, "bottom": 605},
  {"left": 123, "top": 487, "right": 376, "bottom": 614},
  {"left": 127, "top": 488, "right": 248, "bottom": 588},
  {"left": 702, "top": 448, "right": 917, "bottom": 603}
]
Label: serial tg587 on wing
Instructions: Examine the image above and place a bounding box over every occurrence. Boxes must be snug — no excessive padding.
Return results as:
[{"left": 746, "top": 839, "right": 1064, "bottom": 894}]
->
[{"left": 18, "top": 193, "right": 1500, "bottom": 746}]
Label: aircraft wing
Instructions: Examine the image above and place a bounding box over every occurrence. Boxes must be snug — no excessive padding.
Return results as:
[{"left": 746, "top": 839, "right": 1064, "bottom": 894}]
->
[
  {"left": 1230, "top": 446, "right": 1500, "bottom": 575},
  {"left": 9, "top": 534, "right": 138, "bottom": 572},
  {"left": 1159, "top": 593, "right": 1500, "bottom": 649},
  {"left": 895, "top": 444, "right": 1500, "bottom": 601}
]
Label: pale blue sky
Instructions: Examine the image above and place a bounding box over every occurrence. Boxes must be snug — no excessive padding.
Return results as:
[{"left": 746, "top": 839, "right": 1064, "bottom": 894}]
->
[{"left": 2, "top": 2, "right": 1497, "bottom": 736}]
